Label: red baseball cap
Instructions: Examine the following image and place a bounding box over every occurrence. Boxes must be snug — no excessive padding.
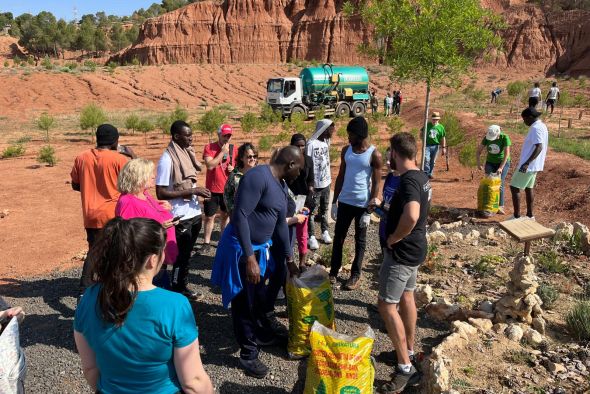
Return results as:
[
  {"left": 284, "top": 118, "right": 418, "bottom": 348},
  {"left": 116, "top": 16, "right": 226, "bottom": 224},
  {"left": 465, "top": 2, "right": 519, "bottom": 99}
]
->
[{"left": 218, "top": 124, "right": 233, "bottom": 136}]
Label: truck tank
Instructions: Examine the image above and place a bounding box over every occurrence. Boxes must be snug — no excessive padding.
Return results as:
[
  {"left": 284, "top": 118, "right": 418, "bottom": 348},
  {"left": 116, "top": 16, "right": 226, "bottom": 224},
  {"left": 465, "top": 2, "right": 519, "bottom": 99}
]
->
[{"left": 299, "top": 65, "right": 369, "bottom": 96}]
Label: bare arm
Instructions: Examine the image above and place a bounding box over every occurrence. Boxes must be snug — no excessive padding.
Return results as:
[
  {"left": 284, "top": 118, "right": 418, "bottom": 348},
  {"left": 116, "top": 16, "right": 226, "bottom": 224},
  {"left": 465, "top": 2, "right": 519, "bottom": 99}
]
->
[
  {"left": 156, "top": 185, "right": 210, "bottom": 201},
  {"left": 499, "top": 145, "right": 511, "bottom": 170},
  {"left": 369, "top": 149, "right": 383, "bottom": 201},
  {"left": 519, "top": 143, "right": 542, "bottom": 172},
  {"left": 332, "top": 147, "right": 348, "bottom": 204},
  {"left": 74, "top": 331, "right": 99, "bottom": 391},
  {"left": 387, "top": 201, "right": 420, "bottom": 247},
  {"left": 476, "top": 144, "right": 486, "bottom": 168},
  {"left": 173, "top": 339, "right": 214, "bottom": 394},
  {"left": 204, "top": 144, "right": 228, "bottom": 170}
]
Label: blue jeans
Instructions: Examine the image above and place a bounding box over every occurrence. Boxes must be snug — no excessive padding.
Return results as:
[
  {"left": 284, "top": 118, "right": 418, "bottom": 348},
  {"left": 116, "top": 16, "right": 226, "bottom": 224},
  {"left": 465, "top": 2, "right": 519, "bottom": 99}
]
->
[
  {"left": 424, "top": 145, "right": 439, "bottom": 176},
  {"left": 485, "top": 160, "right": 511, "bottom": 206}
]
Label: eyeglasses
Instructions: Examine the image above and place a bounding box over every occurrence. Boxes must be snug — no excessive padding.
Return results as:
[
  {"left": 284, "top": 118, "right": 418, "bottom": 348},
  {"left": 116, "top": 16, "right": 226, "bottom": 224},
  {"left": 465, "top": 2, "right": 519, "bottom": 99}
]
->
[{"left": 247, "top": 155, "right": 258, "bottom": 159}]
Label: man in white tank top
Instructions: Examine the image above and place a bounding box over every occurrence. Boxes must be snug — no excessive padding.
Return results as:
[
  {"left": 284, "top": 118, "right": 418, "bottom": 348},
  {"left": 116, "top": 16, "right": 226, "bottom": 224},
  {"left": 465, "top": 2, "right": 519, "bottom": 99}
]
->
[{"left": 329, "top": 117, "right": 383, "bottom": 290}]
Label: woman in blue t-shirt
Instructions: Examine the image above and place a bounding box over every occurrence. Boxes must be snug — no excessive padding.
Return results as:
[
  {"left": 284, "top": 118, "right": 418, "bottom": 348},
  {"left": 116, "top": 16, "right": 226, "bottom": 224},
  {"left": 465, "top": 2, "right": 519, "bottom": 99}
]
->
[{"left": 74, "top": 217, "right": 213, "bottom": 394}]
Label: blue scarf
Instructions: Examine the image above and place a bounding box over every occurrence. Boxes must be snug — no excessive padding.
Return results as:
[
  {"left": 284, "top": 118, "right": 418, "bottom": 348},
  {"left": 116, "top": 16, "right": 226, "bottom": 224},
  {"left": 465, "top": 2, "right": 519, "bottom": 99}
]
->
[{"left": 210, "top": 224, "right": 274, "bottom": 309}]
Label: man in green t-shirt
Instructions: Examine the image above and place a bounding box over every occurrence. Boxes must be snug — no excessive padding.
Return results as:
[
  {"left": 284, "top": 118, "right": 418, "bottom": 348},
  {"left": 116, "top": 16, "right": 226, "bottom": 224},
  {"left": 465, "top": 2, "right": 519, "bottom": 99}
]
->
[
  {"left": 476, "top": 125, "right": 511, "bottom": 214},
  {"left": 423, "top": 112, "right": 446, "bottom": 178}
]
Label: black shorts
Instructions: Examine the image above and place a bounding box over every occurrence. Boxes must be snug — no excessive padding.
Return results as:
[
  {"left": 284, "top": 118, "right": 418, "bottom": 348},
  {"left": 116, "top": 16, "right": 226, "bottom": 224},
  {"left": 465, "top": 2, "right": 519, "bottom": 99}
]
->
[
  {"left": 203, "top": 192, "right": 227, "bottom": 217},
  {"left": 528, "top": 97, "right": 539, "bottom": 107},
  {"left": 546, "top": 99, "right": 556, "bottom": 106}
]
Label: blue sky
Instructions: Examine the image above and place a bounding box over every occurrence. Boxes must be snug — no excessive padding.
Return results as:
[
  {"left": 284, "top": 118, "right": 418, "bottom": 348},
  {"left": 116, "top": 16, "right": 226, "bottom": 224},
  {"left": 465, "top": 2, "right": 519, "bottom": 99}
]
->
[{"left": 1, "top": 1, "right": 156, "bottom": 20}]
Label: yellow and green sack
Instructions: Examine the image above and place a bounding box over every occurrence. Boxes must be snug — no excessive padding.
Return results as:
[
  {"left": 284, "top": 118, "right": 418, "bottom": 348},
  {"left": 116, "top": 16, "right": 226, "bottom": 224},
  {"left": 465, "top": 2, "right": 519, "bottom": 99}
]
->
[
  {"left": 304, "top": 321, "right": 375, "bottom": 394},
  {"left": 286, "top": 265, "right": 335, "bottom": 359},
  {"left": 477, "top": 174, "right": 501, "bottom": 215}
]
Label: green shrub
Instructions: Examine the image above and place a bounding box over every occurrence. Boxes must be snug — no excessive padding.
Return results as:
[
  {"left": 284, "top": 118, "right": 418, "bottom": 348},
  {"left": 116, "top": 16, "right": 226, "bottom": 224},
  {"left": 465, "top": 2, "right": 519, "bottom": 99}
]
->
[
  {"left": 37, "top": 145, "right": 57, "bottom": 166},
  {"left": 37, "top": 112, "right": 55, "bottom": 142},
  {"left": 156, "top": 114, "right": 172, "bottom": 134},
  {"left": 258, "top": 135, "right": 274, "bottom": 152},
  {"left": 472, "top": 255, "right": 503, "bottom": 277},
  {"left": 566, "top": 301, "right": 590, "bottom": 342},
  {"left": 195, "top": 108, "right": 226, "bottom": 141},
  {"left": 336, "top": 124, "right": 348, "bottom": 138},
  {"left": 462, "top": 83, "right": 487, "bottom": 101},
  {"left": 558, "top": 90, "right": 575, "bottom": 107},
  {"left": 441, "top": 112, "right": 465, "bottom": 147},
  {"left": 170, "top": 105, "right": 189, "bottom": 122},
  {"left": 125, "top": 114, "right": 140, "bottom": 134},
  {"left": 537, "top": 250, "right": 569, "bottom": 274},
  {"left": 504, "top": 349, "right": 535, "bottom": 365},
  {"left": 316, "top": 243, "right": 351, "bottom": 268},
  {"left": 387, "top": 117, "right": 404, "bottom": 135},
  {"left": 131, "top": 57, "right": 141, "bottom": 66},
  {"left": 507, "top": 80, "right": 528, "bottom": 96},
  {"left": 15, "top": 136, "right": 31, "bottom": 144},
  {"left": 83, "top": 60, "right": 97, "bottom": 72},
  {"left": 314, "top": 106, "right": 326, "bottom": 121},
  {"left": 60, "top": 67, "right": 72, "bottom": 73},
  {"left": 537, "top": 283, "right": 559, "bottom": 309},
  {"left": 107, "top": 61, "right": 118, "bottom": 72},
  {"left": 2, "top": 144, "right": 25, "bottom": 159},
  {"left": 137, "top": 119, "right": 154, "bottom": 133},
  {"left": 80, "top": 103, "right": 107, "bottom": 134},
  {"left": 65, "top": 62, "right": 77, "bottom": 70},
  {"left": 3, "top": 61, "right": 9, "bottom": 68},
  {"left": 573, "top": 93, "right": 589, "bottom": 107},
  {"left": 274, "top": 131, "right": 290, "bottom": 143},
  {"left": 241, "top": 112, "right": 259, "bottom": 134},
  {"left": 260, "top": 103, "right": 282, "bottom": 124},
  {"left": 329, "top": 145, "right": 340, "bottom": 162},
  {"left": 41, "top": 56, "right": 53, "bottom": 70},
  {"left": 458, "top": 140, "right": 478, "bottom": 168}
]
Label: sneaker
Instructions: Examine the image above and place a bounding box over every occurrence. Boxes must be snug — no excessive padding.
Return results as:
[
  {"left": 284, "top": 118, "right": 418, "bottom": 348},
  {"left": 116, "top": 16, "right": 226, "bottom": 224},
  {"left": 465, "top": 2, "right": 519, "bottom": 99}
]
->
[
  {"left": 276, "top": 288, "right": 285, "bottom": 300},
  {"left": 344, "top": 274, "right": 361, "bottom": 290},
  {"left": 321, "top": 230, "right": 333, "bottom": 244},
  {"left": 380, "top": 365, "right": 422, "bottom": 393},
  {"left": 200, "top": 243, "right": 212, "bottom": 254},
  {"left": 239, "top": 357, "right": 269, "bottom": 379},
  {"left": 308, "top": 236, "right": 319, "bottom": 250},
  {"left": 329, "top": 275, "right": 337, "bottom": 285}
]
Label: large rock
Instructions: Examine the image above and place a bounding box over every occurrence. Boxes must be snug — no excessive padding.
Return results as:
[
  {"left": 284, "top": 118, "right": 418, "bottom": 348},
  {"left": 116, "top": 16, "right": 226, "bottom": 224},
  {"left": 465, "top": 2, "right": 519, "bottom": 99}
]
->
[
  {"left": 426, "top": 302, "right": 460, "bottom": 322},
  {"left": 573, "top": 222, "right": 590, "bottom": 255},
  {"left": 523, "top": 328, "right": 544, "bottom": 346},
  {"left": 553, "top": 222, "right": 574, "bottom": 241},
  {"left": 415, "top": 284, "right": 433, "bottom": 308},
  {"left": 468, "top": 318, "right": 493, "bottom": 332},
  {"left": 504, "top": 324, "right": 524, "bottom": 342},
  {"left": 452, "top": 320, "right": 478, "bottom": 340},
  {"left": 429, "top": 231, "right": 447, "bottom": 244},
  {"left": 449, "top": 232, "right": 464, "bottom": 242}
]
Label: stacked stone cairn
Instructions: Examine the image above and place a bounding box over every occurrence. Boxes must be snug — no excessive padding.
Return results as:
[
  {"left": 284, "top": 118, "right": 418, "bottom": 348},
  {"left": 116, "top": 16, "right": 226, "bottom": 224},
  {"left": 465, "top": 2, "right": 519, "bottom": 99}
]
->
[{"left": 494, "top": 253, "right": 546, "bottom": 332}]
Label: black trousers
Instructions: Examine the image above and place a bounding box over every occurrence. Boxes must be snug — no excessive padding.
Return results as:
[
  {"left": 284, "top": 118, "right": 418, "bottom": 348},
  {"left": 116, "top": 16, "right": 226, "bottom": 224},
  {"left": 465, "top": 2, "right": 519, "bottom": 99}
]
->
[
  {"left": 79, "top": 228, "right": 101, "bottom": 291},
  {"left": 265, "top": 247, "right": 287, "bottom": 315},
  {"left": 231, "top": 256, "right": 274, "bottom": 360},
  {"left": 308, "top": 186, "right": 330, "bottom": 236},
  {"left": 172, "top": 215, "right": 202, "bottom": 291},
  {"left": 329, "top": 202, "right": 367, "bottom": 278}
]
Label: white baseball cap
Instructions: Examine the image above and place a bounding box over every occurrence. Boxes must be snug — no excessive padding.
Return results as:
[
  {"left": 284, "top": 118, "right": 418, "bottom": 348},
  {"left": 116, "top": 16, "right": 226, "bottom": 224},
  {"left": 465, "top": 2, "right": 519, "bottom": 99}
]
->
[{"left": 486, "top": 125, "right": 501, "bottom": 141}]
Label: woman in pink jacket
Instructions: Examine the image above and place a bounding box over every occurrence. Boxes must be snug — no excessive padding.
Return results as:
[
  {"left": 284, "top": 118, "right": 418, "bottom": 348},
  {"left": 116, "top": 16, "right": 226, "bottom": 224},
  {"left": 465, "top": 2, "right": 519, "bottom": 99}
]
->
[{"left": 115, "top": 158, "right": 179, "bottom": 288}]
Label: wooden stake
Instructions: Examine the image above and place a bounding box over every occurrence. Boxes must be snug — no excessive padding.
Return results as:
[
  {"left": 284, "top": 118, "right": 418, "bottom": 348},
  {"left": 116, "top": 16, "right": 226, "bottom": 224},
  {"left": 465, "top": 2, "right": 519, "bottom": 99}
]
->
[{"left": 568, "top": 118, "right": 573, "bottom": 128}]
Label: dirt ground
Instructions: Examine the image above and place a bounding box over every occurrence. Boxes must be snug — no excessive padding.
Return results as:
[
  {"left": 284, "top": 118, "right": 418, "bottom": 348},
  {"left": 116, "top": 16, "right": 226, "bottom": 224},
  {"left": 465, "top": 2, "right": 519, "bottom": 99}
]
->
[{"left": 0, "top": 55, "right": 589, "bottom": 281}]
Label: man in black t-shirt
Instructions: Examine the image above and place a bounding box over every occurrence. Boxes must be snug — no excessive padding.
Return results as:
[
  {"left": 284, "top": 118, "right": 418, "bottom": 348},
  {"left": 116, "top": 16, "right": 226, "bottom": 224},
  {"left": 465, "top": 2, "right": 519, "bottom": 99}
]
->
[{"left": 378, "top": 132, "right": 431, "bottom": 394}]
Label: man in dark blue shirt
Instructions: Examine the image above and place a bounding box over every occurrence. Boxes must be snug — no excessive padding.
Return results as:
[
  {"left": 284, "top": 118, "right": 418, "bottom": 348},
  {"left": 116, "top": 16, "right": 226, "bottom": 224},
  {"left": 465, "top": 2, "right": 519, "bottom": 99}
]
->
[{"left": 231, "top": 145, "right": 303, "bottom": 378}]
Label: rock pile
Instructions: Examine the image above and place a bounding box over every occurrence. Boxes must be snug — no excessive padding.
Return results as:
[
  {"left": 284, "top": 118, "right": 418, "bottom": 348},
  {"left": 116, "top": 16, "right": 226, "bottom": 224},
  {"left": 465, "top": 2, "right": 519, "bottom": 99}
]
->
[{"left": 495, "top": 254, "right": 546, "bottom": 329}]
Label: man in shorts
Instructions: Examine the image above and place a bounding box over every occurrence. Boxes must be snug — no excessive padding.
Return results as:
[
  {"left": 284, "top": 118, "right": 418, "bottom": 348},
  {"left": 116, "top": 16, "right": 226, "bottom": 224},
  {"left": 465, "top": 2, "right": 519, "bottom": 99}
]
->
[
  {"left": 378, "top": 132, "right": 431, "bottom": 394},
  {"left": 510, "top": 107, "right": 548, "bottom": 220},
  {"left": 202, "top": 124, "right": 238, "bottom": 250},
  {"left": 545, "top": 81, "right": 560, "bottom": 114}
]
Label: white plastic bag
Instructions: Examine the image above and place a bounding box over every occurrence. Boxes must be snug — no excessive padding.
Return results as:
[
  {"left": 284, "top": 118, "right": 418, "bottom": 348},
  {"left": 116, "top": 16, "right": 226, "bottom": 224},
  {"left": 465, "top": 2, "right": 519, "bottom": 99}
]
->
[{"left": 0, "top": 317, "right": 26, "bottom": 394}]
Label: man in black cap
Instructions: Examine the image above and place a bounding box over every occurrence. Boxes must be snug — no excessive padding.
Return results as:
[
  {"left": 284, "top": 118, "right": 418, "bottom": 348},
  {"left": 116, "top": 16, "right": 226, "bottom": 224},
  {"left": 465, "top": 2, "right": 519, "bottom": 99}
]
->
[
  {"left": 71, "top": 124, "right": 131, "bottom": 295},
  {"left": 330, "top": 116, "right": 382, "bottom": 290}
]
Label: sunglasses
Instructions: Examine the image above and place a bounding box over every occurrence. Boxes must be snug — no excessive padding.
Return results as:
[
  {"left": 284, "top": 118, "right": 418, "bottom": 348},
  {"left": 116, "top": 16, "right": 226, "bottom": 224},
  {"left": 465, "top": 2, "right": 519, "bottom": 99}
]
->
[{"left": 247, "top": 155, "right": 258, "bottom": 159}]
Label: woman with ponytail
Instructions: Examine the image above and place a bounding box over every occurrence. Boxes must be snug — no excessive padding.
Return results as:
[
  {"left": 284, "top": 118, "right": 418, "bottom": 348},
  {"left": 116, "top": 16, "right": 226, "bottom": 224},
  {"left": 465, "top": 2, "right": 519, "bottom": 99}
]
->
[{"left": 74, "top": 217, "right": 213, "bottom": 394}]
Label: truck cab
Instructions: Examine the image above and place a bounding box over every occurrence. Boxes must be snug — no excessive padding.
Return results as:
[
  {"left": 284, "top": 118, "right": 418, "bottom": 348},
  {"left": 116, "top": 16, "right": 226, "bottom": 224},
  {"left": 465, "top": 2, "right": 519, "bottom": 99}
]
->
[{"left": 266, "top": 77, "right": 303, "bottom": 116}]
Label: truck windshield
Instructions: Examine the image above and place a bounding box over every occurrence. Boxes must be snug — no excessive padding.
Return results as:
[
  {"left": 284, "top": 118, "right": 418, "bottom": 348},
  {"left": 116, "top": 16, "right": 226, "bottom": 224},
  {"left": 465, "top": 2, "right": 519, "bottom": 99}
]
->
[{"left": 267, "top": 79, "right": 283, "bottom": 93}]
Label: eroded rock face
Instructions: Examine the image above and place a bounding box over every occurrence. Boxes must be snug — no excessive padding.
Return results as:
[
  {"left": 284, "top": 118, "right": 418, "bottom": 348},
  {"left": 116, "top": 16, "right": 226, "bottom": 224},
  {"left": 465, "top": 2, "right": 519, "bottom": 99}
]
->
[{"left": 112, "top": 0, "right": 590, "bottom": 76}]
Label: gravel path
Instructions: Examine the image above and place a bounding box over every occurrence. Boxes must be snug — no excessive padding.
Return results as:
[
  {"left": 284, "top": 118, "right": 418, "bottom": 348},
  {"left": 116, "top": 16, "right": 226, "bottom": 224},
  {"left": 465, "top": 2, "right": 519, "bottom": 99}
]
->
[{"left": 1, "top": 224, "right": 449, "bottom": 393}]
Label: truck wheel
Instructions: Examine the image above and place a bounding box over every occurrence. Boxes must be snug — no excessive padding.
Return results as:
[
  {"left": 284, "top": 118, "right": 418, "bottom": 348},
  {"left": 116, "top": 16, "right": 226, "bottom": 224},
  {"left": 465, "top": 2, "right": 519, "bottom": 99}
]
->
[
  {"left": 290, "top": 106, "right": 307, "bottom": 119},
  {"left": 351, "top": 102, "right": 366, "bottom": 117},
  {"left": 335, "top": 103, "right": 350, "bottom": 118}
]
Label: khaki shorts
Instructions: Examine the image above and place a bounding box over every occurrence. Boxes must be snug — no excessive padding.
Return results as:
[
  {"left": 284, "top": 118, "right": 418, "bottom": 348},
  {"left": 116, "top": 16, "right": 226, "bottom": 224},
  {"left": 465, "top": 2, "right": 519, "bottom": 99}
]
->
[
  {"left": 510, "top": 171, "right": 538, "bottom": 189},
  {"left": 378, "top": 248, "right": 418, "bottom": 304}
]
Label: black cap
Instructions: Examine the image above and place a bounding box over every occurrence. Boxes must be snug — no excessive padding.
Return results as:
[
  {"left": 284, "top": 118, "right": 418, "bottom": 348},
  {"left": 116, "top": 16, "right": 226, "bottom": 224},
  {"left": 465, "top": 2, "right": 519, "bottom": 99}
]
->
[
  {"left": 347, "top": 116, "right": 369, "bottom": 139},
  {"left": 96, "top": 124, "right": 119, "bottom": 146},
  {"left": 521, "top": 107, "right": 541, "bottom": 118}
]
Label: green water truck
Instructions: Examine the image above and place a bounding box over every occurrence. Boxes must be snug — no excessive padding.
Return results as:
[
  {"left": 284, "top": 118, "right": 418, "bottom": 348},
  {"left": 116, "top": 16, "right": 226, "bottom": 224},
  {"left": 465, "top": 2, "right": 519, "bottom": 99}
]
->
[{"left": 266, "top": 64, "right": 370, "bottom": 119}]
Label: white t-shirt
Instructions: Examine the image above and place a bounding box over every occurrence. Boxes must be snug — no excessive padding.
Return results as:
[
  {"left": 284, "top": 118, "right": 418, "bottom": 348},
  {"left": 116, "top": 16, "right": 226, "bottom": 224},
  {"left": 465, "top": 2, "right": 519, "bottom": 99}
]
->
[
  {"left": 547, "top": 87, "right": 560, "bottom": 100},
  {"left": 155, "top": 151, "right": 202, "bottom": 219},
  {"left": 518, "top": 120, "right": 548, "bottom": 172},
  {"left": 529, "top": 87, "right": 541, "bottom": 98},
  {"left": 306, "top": 139, "right": 331, "bottom": 189}
]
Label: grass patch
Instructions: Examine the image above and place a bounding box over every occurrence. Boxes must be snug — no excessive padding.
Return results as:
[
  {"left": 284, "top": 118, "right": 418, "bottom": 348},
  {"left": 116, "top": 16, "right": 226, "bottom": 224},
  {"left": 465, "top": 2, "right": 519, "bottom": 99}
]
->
[
  {"left": 316, "top": 243, "right": 352, "bottom": 269},
  {"left": 504, "top": 349, "right": 535, "bottom": 365},
  {"left": 537, "top": 283, "right": 559, "bottom": 309},
  {"left": 550, "top": 138, "right": 590, "bottom": 161},
  {"left": 14, "top": 136, "right": 32, "bottom": 144},
  {"left": 451, "top": 378, "right": 472, "bottom": 390},
  {"left": 566, "top": 301, "right": 590, "bottom": 342},
  {"left": 1, "top": 144, "right": 26, "bottom": 159},
  {"left": 536, "top": 250, "right": 569, "bottom": 274},
  {"left": 472, "top": 254, "right": 504, "bottom": 277}
]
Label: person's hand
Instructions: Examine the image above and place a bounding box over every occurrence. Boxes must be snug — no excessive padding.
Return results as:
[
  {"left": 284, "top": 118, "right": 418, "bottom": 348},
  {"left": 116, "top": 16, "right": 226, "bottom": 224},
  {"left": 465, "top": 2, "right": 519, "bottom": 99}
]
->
[
  {"left": 295, "top": 214, "right": 307, "bottom": 224},
  {"left": 368, "top": 198, "right": 381, "bottom": 213},
  {"left": 194, "top": 187, "right": 211, "bottom": 198},
  {"left": 331, "top": 203, "right": 338, "bottom": 221},
  {"left": 386, "top": 234, "right": 397, "bottom": 249},
  {"left": 0, "top": 307, "right": 25, "bottom": 323},
  {"left": 245, "top": 255, "right": 260, "bottom": 284},
  {"left": 519, "top": 163, "right": 529, "bottom": 173},
  {"left": 227, "top": 164, "right": 234, "bottom": 172},
  {"left": 478, "top": 164, "right": 484, "bottom": 171},
  {"left": 442, "top": 147, "right": 447, "bottom": 156},
  {"left": 159, "top": 200, "right": 172, "bottom": 211},
  {"left": 497, "top": 166, "right": 504, "bottom": 174},
  {"left": 221, "top": 143, "right": 230, "bottom": 154},
  {"left": 287, "top": 260, "right": 300, "bottom": 278},
  {"left": 162, "top": 219, "right": 176, "bottom": 229}
]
